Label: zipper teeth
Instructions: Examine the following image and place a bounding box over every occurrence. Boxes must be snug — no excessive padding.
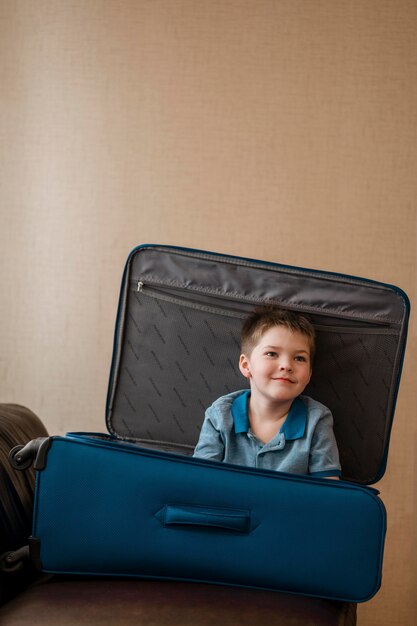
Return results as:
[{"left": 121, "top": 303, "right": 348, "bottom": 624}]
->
[
  {"left": 137, "top": 282, "right": 251, "bottom": 320},
  {"left": 134, "top": 279, "right": 395, "bottom": 327}
]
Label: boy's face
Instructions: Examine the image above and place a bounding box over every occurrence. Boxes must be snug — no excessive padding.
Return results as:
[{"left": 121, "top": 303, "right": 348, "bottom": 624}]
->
[{"left": 239, "top": 325, "right": 312, "bottom": 406}]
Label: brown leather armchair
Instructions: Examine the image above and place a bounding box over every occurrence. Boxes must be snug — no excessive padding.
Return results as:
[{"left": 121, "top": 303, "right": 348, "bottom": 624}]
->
[{"left": 0, "top": 404, "right": 356, "bottom": 625}]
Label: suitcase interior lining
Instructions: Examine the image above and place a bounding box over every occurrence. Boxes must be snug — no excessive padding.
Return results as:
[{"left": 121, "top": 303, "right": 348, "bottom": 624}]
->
[{"left": 107, "top": 266, "right": 404, "bottom": 485}]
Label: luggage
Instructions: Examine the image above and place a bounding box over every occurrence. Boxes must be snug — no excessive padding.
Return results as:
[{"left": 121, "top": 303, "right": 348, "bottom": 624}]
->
[{"left": 7, "top": 244, "right": 410, "bottom": 602}]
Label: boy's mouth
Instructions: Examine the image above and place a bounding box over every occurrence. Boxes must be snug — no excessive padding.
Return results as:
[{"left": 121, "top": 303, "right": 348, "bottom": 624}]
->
[{"left": 272, "top": 377, "right": 295, "bottom": 384}]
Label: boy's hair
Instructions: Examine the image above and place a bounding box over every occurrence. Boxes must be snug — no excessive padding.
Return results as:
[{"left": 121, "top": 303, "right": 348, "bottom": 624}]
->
[{"left": 241, "top": 306, "right": 316, "bottom": 362}]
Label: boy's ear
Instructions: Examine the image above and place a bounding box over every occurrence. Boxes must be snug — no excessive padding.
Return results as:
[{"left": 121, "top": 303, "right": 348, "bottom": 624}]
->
[{"left": 239, "top": 354, "right": 251, "bottom": 379}]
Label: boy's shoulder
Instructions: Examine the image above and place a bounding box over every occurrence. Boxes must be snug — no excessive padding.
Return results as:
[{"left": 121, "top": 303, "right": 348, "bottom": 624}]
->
[
  {"left": 299, "top": 395, "right": 334, "bottom": 426},
  {"left": 299, "top": 394, "right": 331, "bottom": 413}
]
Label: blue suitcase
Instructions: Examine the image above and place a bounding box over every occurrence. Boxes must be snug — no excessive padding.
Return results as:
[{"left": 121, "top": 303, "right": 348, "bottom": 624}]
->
[{"left": 8, "top": 244, "right": 409, "bottom": 602}]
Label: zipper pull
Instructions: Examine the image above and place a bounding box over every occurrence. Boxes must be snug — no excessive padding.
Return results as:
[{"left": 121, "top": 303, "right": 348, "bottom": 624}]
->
[{"left": 137, "top": 281, "right": 144, "bottom": 292}]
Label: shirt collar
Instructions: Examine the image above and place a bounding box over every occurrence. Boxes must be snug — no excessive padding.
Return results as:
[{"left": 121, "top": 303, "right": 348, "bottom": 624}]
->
[{"left": 231, "top": 390, "right": 307, "bottom": 440}]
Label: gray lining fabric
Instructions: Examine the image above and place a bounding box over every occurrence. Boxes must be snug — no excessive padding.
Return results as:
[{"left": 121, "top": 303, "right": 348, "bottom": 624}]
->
[{"left": 107, "top": 246, "right": 408, "bottom": 484}]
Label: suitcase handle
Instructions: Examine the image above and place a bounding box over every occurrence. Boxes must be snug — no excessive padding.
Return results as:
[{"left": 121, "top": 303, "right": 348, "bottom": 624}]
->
[{"left": 156, "top": 504, "right": 257, "bottom": 534}]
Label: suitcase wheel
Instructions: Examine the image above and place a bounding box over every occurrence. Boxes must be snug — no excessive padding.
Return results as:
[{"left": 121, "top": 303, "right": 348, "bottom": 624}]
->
[
  {"left": 9, "top": 437, "right": 51, "bottom": 470},
  {"left": 9, "top": 444, "right": 35, "bottom": 470},
  {"left": 0, "top": 547, "right": 29, "bottom": 574}
]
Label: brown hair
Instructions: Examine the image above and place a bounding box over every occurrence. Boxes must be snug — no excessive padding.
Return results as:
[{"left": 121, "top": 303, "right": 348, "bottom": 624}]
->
[{"left": 241, "top": 306, "right": 316, "bottom": 362}]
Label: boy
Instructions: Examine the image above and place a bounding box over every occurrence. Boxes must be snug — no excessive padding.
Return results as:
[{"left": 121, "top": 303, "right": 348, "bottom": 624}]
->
[{"left": 193, "top": 307, "right": 341, "bottom": 478}]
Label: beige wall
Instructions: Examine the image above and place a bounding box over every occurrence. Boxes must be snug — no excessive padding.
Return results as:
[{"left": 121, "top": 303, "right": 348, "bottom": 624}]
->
[{"left": 1, "top": 1, "right": 416, "bottom": 623}]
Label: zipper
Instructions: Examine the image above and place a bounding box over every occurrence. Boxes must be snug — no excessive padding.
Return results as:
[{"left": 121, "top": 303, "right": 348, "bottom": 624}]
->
[
  {"left": 136, "top": 281, "right": 249, "bottom": 320},
  {"left": 134, "top": 279, "right": 396, "bottom": 330}
]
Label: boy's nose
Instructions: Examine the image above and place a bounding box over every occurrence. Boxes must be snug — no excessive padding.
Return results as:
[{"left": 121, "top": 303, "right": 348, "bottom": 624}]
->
[{"left": 279, "top": 360, "right": 292, "bottom": 372}]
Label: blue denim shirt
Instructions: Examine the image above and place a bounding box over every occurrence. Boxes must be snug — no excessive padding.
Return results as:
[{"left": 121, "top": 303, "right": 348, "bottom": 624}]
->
[{"left": 193, "top": 390, "right": 341, "bottom": 477}]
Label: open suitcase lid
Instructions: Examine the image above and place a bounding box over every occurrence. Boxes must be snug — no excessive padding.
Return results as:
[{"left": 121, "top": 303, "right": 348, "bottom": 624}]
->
[{"left": 106, "top": 244, "right": 410, "bottom": 485}]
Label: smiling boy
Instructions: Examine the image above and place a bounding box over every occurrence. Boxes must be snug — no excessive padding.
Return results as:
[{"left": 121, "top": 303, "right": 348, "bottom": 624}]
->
[{"left": 193, "top": 307, "right": 341, "bottom": 478}]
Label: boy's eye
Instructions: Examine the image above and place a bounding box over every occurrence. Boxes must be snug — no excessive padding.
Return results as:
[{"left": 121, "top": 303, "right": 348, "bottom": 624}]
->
[
  {"left": 295, "top": 355, "right": 307, "bottom": 362},
  {"left": 265, "top": 351, "right": 277, "bottom": 357}
]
